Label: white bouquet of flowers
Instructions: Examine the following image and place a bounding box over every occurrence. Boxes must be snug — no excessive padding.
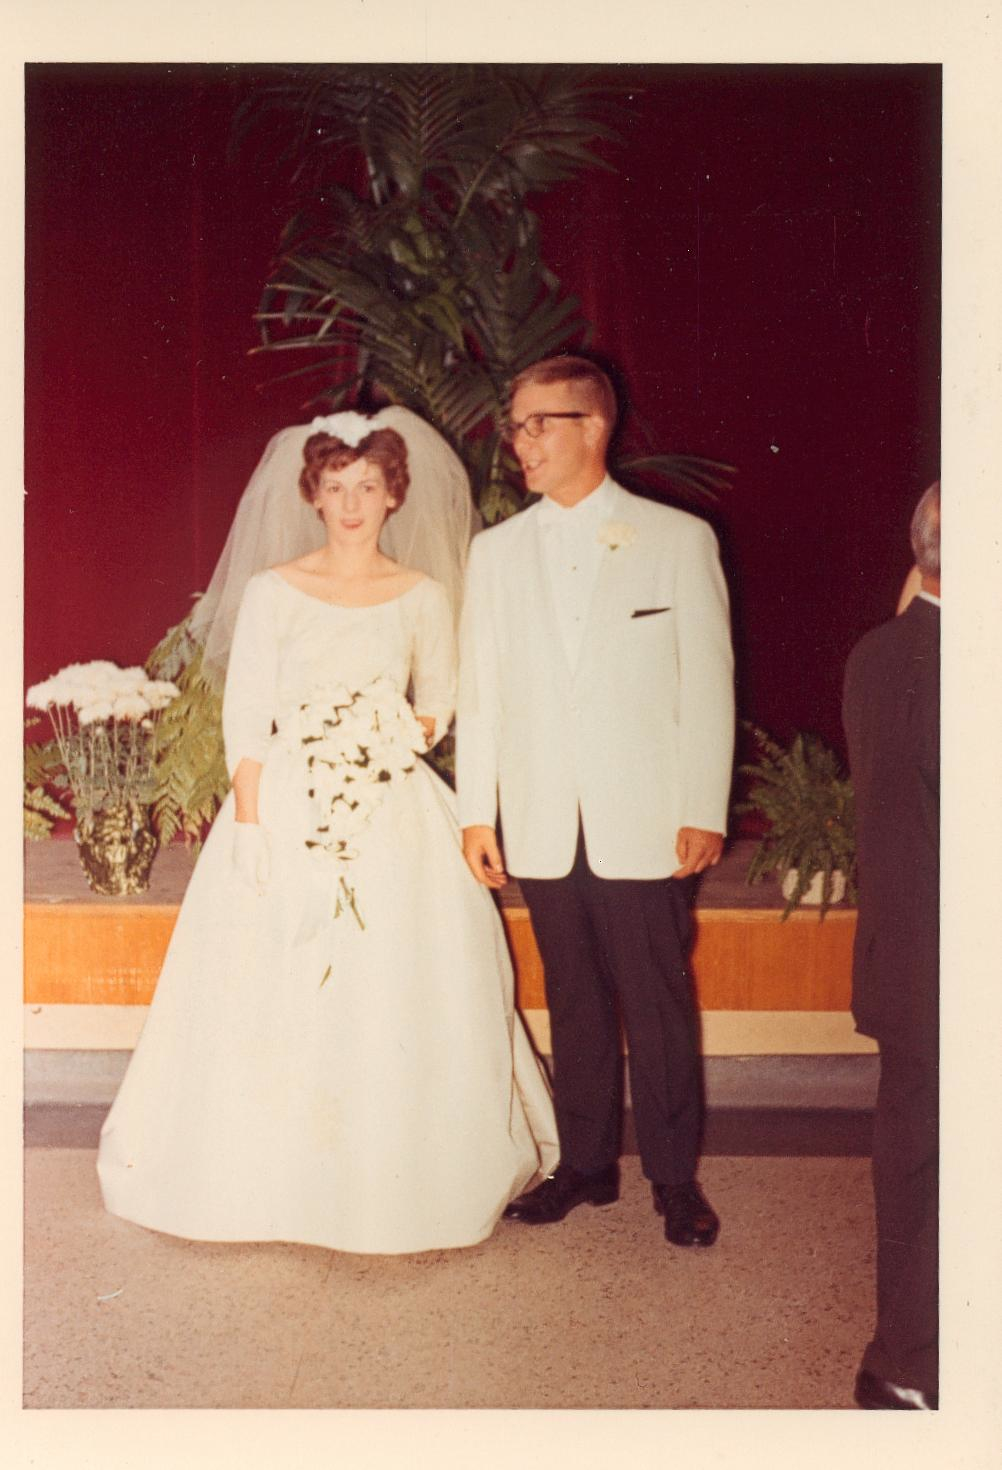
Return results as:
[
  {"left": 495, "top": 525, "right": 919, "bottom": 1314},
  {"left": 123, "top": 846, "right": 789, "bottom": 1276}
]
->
[
  {"left": 26, "top": 661, "right": 180, "bottom": 894},
  {"left": 287, "top": 676, "right": 428, "bottom": 930}
]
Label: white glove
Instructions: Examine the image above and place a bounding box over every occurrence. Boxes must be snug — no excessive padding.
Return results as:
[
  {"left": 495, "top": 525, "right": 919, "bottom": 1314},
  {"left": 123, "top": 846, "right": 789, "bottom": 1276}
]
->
[{"left": 232, "top": 822, "right": 270, "bottom": 893}]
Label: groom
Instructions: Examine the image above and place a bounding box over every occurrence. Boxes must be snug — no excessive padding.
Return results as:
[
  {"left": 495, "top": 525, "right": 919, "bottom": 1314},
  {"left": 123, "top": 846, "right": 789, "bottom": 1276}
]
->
[{"left": 456, "top": 355, "right": 735, "bottom": 1246}]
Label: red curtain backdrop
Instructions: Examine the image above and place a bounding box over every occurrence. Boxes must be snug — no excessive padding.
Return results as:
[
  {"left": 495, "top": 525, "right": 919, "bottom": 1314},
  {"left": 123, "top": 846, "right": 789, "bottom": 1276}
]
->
[{"left": 25, "top": 64, "right": 940, "bottom": 756}]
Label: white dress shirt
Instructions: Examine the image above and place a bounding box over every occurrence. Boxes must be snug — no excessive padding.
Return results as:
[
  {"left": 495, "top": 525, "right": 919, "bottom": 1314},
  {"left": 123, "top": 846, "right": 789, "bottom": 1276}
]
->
[{"left": 537, "top": 476, "right": 617, "bottom": 670}]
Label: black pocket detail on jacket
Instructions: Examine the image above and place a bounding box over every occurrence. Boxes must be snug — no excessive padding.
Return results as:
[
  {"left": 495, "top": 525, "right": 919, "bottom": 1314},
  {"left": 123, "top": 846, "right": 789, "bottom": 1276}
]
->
[{"left": 631, "top": 606, "right": 671, "bottom": 619}]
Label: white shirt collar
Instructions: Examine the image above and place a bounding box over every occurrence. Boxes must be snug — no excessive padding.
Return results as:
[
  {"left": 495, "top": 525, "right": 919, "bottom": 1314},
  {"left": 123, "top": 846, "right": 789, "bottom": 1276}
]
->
[
  {"left": 917, "top": 589, "right": 941, "bottom": 607},
  {"left": 536, "top": 475, "right": 616, "bottom": 527}
]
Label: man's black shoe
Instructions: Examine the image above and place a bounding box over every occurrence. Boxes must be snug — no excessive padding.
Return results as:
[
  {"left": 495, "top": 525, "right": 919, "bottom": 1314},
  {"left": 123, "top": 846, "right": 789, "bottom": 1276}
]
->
[
  {"left": 652, "top": 1180, "right": 720, "bottom": 1246},
  {"left": 854, "top": 1369, "right": 937, "bottom": 1410},
  {"left": 502, "top": 1163, "right": 620, "bottom": 1224}
]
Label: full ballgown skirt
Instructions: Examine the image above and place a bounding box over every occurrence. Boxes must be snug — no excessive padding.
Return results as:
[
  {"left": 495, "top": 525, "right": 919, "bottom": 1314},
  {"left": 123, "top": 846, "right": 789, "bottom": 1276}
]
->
[{"left": 97, "top": 571, "right": 558, "bottom": 1253}]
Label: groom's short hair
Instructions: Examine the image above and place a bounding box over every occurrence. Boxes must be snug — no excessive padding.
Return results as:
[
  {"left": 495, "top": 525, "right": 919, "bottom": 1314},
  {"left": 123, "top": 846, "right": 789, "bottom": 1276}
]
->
[{"left": 510, "top": 356, "right": 617, "bottom": 433}]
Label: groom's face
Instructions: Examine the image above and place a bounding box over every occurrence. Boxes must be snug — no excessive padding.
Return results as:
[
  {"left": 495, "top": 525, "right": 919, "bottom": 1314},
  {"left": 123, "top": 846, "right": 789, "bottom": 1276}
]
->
[{"left": 509, "top": 380, "right": 604, "bottom": 503}]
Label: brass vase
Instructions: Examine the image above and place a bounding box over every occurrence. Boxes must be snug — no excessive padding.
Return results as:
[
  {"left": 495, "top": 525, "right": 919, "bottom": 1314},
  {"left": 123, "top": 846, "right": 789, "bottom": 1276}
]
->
[{"left": 75, "top": 800, "right": 158, "bottom": 896}]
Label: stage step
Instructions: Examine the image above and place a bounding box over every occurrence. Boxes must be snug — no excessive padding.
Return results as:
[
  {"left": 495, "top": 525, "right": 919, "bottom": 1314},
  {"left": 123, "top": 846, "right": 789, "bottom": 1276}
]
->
[{"left": 24, "top": 840, "right": 872, "bottom": 1057}]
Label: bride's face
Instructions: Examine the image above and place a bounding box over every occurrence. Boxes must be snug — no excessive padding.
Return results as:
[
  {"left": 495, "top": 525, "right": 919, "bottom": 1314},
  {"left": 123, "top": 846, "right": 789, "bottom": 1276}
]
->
[{"left": 314, "top": 457, "right": 397, "bottom": 544}]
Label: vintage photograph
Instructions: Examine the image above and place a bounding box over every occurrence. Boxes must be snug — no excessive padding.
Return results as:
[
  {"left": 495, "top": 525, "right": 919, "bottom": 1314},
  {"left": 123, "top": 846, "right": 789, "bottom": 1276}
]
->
[{"left": 22, "top": 53, "right": 944, "bottom": 1419}]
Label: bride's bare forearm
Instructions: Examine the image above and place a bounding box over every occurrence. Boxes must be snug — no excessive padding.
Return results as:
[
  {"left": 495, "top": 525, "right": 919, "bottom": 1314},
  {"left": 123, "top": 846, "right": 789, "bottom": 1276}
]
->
[{"left": 232, "top": 758, "right": 263, "bottom": 823}]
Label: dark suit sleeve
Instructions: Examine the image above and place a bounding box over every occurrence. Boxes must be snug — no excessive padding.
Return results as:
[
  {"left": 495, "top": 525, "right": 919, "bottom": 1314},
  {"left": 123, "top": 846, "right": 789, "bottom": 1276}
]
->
[{"left": 842, "top": 604, "right": 939, "bottom": 1055}]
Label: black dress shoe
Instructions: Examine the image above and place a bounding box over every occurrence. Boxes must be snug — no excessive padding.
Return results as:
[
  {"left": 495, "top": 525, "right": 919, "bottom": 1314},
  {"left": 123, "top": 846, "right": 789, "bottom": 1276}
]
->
[
  {"left": 503, "top": 1163, "right": 620, "bottom": 1224},
  {"left": 652, "top": 1180, "right": 720, "bottom": 1246},
  {"left": 854, "top": 1369, "right": 938, "bottom": 1410}
]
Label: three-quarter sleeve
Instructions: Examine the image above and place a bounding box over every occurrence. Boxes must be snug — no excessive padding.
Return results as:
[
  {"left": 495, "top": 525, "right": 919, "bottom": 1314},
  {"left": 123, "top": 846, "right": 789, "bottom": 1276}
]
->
[
  {"left": 410, "top": 578, "right": 457, "bottom": 748},
  {"left": 221, "top": 573, "right": 281, "bottom": 779}
]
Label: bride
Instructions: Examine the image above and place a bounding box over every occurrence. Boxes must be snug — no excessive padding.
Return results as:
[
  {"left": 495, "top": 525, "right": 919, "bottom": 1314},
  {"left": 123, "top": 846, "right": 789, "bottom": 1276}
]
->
[{"left": 97, "top": 407, "right": 559, "bottom": 1254}]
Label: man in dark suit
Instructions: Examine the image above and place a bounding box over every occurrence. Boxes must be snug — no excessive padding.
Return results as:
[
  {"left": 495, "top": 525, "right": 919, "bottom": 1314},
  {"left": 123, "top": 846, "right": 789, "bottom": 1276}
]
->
[{"left": 842, "top": 481, "right": 940, "bottom": 1410}]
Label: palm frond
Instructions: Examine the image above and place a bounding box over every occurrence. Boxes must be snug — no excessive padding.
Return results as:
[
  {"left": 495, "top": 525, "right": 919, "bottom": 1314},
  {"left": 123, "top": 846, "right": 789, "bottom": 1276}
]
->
[
  {"left": 238, "top": 65, "right": 733, "bottom": 526},
  {"left": 615, "top": 454, "right": 736, "bottom": 505}
]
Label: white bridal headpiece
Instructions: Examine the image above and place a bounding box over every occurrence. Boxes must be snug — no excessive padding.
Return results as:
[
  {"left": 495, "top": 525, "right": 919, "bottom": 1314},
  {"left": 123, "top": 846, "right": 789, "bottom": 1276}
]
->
[
  {"left": 190, "top": 407, "right": 476, "bottom": 685},
  {"left": 307, "top": 411, "right": 375, "bottom": 446}
]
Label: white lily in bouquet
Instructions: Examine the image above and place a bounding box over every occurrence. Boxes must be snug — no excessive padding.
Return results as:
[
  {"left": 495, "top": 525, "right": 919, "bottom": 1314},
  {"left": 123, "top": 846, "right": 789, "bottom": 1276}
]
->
[
  {"left": 26, "top": 661, "right": 180, "bottom": 894},
  {"left": 287, "top": 675, "right": 428, "bottom": 934}
]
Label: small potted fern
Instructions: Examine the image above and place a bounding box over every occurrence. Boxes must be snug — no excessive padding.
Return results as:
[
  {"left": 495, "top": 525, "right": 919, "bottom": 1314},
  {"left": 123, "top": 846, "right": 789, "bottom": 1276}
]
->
[{"left": 736, "top": 723, "right": 856, "bottom": 918}]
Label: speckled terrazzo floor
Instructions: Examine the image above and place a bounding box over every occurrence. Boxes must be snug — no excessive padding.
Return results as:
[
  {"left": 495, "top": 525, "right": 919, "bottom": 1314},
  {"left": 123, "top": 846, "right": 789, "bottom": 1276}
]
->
[{"left": 23, "top": 1150, "right": 874, "bottom": 1409}]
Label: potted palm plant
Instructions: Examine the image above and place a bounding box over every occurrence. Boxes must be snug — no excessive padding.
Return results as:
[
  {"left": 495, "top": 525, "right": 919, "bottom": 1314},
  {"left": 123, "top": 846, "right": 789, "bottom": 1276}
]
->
[
  {"left": 736, "top": 723, "right": 856, "bottom": 919},
  {"left": 241, "top": 63, "right": 731, "bottom": 520},
  {"left": 133, "top": 65, "right": 734, "bottom": 845}
]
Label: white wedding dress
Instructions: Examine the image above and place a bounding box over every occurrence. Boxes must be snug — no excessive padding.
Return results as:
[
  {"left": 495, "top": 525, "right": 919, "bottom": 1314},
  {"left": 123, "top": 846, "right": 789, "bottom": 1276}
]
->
[{"left": 98, "top": 570, "right": 558, "bottom": 1254}]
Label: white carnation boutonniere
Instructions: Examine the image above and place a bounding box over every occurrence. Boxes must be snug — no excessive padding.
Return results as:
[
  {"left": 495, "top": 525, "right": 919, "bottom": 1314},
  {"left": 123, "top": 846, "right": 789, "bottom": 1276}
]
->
[{"left": 598, "top": 521, "right": 637, "bottom": 552}]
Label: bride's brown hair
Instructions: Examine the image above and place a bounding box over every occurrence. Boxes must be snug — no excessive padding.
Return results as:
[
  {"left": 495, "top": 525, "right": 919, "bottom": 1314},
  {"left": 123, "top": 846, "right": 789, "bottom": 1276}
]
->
[{"left": 299, "top": 428, "right": 410, "bottom": 510}]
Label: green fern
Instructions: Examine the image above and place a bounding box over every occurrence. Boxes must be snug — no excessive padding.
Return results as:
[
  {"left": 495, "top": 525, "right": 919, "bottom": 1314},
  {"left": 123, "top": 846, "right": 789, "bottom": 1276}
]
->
[
  {"left": 147, "top": 615, "right": 229, "bottom": 845},
  {"left": 735, "top": 721, "right": 856, "bottom": 918},
  {"left": 23, "top": 721, "right": 72, "bottom": 840}
]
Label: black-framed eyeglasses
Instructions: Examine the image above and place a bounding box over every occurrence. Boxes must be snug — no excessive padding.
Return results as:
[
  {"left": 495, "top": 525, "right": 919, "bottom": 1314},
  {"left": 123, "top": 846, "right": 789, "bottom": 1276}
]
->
[{"left": 501, "top": 412, "right": 589, "bottom": 443}]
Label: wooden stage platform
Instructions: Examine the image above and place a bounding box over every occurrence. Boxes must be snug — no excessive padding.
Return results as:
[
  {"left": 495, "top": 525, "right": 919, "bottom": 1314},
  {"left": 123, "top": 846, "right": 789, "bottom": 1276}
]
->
[{"left": 24, "top": 840, "right": 873, "bottom": 1056}]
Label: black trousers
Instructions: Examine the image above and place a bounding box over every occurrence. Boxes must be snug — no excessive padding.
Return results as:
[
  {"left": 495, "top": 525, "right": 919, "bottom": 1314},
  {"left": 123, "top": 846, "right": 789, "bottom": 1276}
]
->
[
  {"left": 862, "top": 1044, "right": 939, "bottom": 1397},
  {"left": 517, "top": 829, "right": 704, "bottom": 1188}
]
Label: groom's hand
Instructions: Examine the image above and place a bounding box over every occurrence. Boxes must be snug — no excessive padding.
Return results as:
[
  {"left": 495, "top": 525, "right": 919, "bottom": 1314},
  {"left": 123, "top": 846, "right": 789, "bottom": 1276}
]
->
[
  {"left": 462, "top": 825, "right": 508, "bottom": 889},
  {"left": 672, "top": 827, "right": 724, "bottom": 878}
]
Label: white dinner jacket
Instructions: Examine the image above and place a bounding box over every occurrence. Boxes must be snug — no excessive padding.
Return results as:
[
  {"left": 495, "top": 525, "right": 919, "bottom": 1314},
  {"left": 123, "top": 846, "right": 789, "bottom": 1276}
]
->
[{"left": 456, "top": 480, "right": 735, "bottom": 879}]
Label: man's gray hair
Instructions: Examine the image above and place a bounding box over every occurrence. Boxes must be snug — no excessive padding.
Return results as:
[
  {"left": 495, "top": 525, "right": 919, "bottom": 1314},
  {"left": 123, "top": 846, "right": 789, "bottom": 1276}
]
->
[{"left": 910, "top": 480, "right": 940, "bottom": 577}]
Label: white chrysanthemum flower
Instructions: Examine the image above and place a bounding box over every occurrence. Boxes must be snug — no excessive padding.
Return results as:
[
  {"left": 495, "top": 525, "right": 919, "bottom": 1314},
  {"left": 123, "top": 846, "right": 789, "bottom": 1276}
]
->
[
  {"left": 46, "top": 671, "right": 93, "bottom": 706},
  {"left": 25, "top": 658, "right": 172, "bottom": 822},
  {"left": 112, "top": 692, "right": 151, "bottom": 721},
  {"left": 37, "top": 659, "right": 146, "bottom": 710},
  {"left": 72, "top": 660, "right": 120, "bottom": 688},
  {"left": 142, "top": 680, "right": 180, "bottom": 711},
  {"left": 26, "top": 678, "right": 62, "bottom": 709},
  {"left": 109, "top": 665, "right": 149, "bottom": 693},
  {"left": 77, "top": 700, "right": 115, "bottom": 725}
]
